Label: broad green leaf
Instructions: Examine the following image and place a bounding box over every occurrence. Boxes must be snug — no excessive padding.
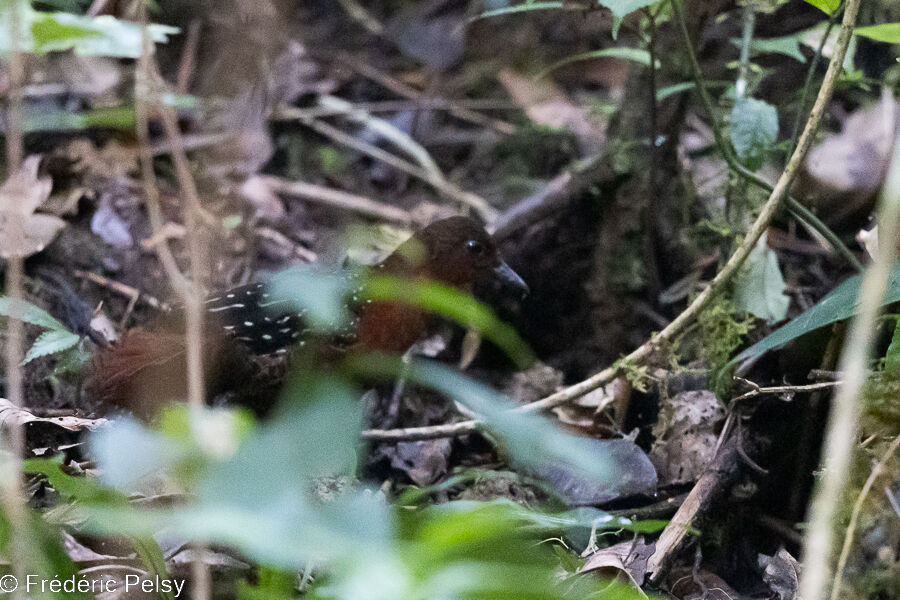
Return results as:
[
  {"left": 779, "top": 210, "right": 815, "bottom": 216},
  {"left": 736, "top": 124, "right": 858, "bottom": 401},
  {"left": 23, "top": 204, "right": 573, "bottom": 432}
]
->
[
  {"left": 364, "top": 275, "right": 534, "bottom": 368},
  {"left": 730, "top": 97, "right": 779, "bottom": 171},
  {"left": 538, "top": 47, "right": 655, "bottom": 79},
  {"left": 23, "top": 329, "right": 80, "bottom": 363},
  {"left": 23, "top": 105, "right": 135, "bottom": 132},
  {"left": 737, "top": 34, "right": 807, "bottom": 63},
  {"left": 803, "top": 0, "right": 840, "bottom": 15},
  {"left": 350, "top": 355, "right": 619, "bottom": 488},
  {"left": 598, "top": 0, "right": 660, "bottom": 19},
  {"left": 0, "top": 6, "right": 178, "bottom": 57},
  {"left": 730, "top": 262, "right": 900, "bottom": 368},
  {"left": 268, "top": 265, "right": 355, "bottom": 333},
  {"left": 0, "top": 296, "right": 68, "bottom": 331},
  {"left": 732, "top": 233, "right": 790, "bottom": 323},
  {"left": 855, "top": 23, "right": 900, "bottom": 45}
]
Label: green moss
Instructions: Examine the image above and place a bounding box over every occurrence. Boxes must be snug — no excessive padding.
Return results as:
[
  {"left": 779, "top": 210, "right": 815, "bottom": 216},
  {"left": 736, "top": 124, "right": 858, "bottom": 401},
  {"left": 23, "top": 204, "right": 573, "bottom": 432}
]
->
[
  {"left": 697, "top": 297, "right": 754, "bottom": 398},
  {"left": 494, "top": 124, "right": 579, "bottom": 178}
]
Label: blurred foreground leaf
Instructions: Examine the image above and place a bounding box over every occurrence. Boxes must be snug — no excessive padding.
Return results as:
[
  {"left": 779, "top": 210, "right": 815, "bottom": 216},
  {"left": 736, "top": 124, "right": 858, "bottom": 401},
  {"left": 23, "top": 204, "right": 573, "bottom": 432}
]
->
[
  {"left": 0, "top": 5, "right": 178, "bottom": 57},
  {"left": 364, "top": 275, "right": 534, "bottom": 368}
]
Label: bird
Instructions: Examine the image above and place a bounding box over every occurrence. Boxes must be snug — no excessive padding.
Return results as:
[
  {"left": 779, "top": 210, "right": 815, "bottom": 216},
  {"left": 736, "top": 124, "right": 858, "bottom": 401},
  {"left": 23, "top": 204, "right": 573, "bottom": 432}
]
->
[{"left": 84, "top": 216, "right": 529, "bottom": 417}]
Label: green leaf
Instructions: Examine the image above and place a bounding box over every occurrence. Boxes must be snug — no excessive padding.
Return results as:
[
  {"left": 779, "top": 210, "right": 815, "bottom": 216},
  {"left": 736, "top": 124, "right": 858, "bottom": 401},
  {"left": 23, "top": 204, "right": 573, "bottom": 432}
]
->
[
  {"left": 363, "top": 275, "right": 534, "bottom": 368},
  {"left": 23, "top": 105, "right": 136, "bottom": 132},
  {"left": 730, "top": 96, "right": 779, "bottom": 171},
  {"left": 736, "top": 34, "right": 807, "bottom": 63},
  {"left": 267, "top": 265, "right": 355, "bottom": 333},
  {"left": 597, "top": 0, "right": 660, "bottom": 19},
  {"left": 538, "top": 47, "right": 655, "bottom": 79},
  {"left": 473, "top": 2, "right": 572, "bottom": 21},
  {"left": 23, "top": 329, "right": 80, "bottom": 363},
  {"left": 802, "top": 0, "right": 840, "bottom": 14},
  {"left": 885, "top": 318, "right": 900, "bottom": 377},
  {"left": 730, "top": 262, "right": 900, "bottom": 368},
  {"left": 732, "top": 233, "right": 790, "bottom": 323},
  {"left": 0, "top": 6, "right": 178, "bottom": 57},
  {"left": 0, "top": 296, "right": 69, "bottom": 331},
  {"left": 350, "top": 355, "right": 617, "bottom": 487},
  {"left": 855, "top": 23, "right": 900, "bottom": 44},
  {"left": 23, "top": 456, "right": 128, "bottom": 505}
]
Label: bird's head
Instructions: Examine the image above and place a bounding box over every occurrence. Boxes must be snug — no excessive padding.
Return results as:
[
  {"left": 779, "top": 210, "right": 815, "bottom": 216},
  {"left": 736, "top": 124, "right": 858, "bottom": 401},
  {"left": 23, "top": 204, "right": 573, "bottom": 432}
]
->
[{"left": 382, "top": 216, "right": 529, "bottom": 299}]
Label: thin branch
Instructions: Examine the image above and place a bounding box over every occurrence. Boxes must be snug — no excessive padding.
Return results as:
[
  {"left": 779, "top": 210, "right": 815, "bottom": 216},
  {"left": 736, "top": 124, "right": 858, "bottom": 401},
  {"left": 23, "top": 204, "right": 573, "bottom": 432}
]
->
[
  {"left": 261, "top": 176, "right": 413, "bottom": 225},
  {"left": 799, "top": 9, "right": 897, "bottom": 591},
  {"left": 730, "top": 380, "right": 841, "bottom": 403},
  {"left": 337, "top": 54, "right": 517, "bottom": 135},
  {"left": 299, "top": 115, "right": 498, "bottom": 221},
  {"left": 788, "top": 2, "right": 844, "bottom": 161},
  {"left": 2, "top": 1, "right": 28, "bottom": 597}
]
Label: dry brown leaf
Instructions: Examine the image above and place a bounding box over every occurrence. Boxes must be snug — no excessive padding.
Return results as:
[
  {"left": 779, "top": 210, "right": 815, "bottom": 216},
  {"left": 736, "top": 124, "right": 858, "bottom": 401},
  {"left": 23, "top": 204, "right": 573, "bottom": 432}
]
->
[
  {"left": 581, "top": 538, "right": 653, "bottom": 595},
  {"left": 799, "top": 90, "right": 899, "bottom": 225},
  {"left": 649, "top": 390, "right": 726, "bottom": 486},
  {"left": 759, "top": 548, "right": 801, "bottom": 600},
  {"left": 0, "top": 399, "right": 107, "bottom": 432},
  {"left": 497, "top": 69, "right": 604, "bottom": 152},
  {"left": 0, "top": 156, "right": 65, "bottom": 259}
]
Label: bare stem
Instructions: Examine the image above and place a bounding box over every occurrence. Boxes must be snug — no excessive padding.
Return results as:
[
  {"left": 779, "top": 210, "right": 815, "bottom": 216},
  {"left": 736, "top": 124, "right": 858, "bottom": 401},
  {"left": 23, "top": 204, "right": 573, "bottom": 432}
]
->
[
  {"left": 799, "top": 27, "right": 899, "bottom": 596},
  {"left": 2, "top": 1, "right": 28, "bottom": 597}
]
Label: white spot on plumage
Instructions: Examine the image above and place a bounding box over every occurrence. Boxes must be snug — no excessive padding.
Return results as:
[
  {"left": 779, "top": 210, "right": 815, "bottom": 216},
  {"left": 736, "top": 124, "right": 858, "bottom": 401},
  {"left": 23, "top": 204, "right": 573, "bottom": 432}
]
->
[
  {"left": 208, "top": 303, "right": 245, "bottom": 312},
  {"left": 244, "top": 321, "right": 254, "bottom": 327}
]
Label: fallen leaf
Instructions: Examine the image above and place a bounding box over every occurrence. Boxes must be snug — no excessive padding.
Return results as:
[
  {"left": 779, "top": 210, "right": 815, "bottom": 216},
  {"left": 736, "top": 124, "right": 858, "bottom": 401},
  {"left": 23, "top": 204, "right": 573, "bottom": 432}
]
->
[
  {"left": 798, "top": 90, "right": 899, "bottom": 226},
  {"left": 0, "top": 156, "right": 65, "bottom": 258},
  {"left": 759, "top": 548, "right": 801, "bottom": 600},
  {"left": 581, "top": 537, "right": 653, "bottom": 594},
  {"left": 498, "top": 68, "right": 605, "bottom": 153},
  {"left": 0, "top": 399, "right": 107, "bottom": 432},
  {"left": 649, "top": 390, "right": 726, "bottom": 486}
]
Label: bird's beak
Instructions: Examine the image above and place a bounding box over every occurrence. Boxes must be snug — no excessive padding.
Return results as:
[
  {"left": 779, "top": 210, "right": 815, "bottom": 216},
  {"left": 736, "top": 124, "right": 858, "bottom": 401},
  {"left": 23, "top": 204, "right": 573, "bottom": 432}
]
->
[{"left": 493, "top": 260, "right": 529, "bottom": 299}]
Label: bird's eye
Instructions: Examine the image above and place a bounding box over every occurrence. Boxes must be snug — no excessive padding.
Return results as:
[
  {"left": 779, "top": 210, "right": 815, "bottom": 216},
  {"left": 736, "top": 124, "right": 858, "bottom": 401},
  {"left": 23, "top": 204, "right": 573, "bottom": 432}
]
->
[{"left": 465, "top": 239, "right": 485, "bottom": 255}]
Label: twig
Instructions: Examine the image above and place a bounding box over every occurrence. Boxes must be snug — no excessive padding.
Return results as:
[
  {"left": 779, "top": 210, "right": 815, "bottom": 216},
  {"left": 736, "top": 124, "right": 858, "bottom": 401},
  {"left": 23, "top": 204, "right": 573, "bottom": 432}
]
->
[
  {"left": 788, "top": 2, "right": 844, "bottom": 161},
  {"left": 176, "top": 19, "right": 202, "bottom": 94},
  {"left": 73, "top": 269, "right": 171, "bottom": 312},
  {"left": 730, "top": 380, "right": 841, "bottom": 403},
  {"left": 334, "top": 0, "right": 384, "bottom": 36},
  {"left": 319, "top": 95, "right": 446, "bottom": 184},
  {"left": 646, "top": 434, "right": 741, "bottom": 584},
  {"left": 137, "top": 9, "right": 208, "bottom": 412},
  {"left": 260, "top": 176, "right": 413, "bottom": 225},
  {"left": 830, "top": 435, "right": 900, "bottom": 600},
  {"left": 300, "top": 116, "right": 498, "bottom": 221},
  {"left": 492, "top": 152, "right": 618, "bottom": 238},
  {"left": 735, "top": 1, "right": 756, "bottom": 99},
  {"left": 799, "top": 5, "right": 897, "bottom": 591},
  {"left": 338, "top": 54, "right": 517, "bottom": 135},
  {"left": 274, "top": 98, "right": 520, "bottom": 121},
  {"left": 138, "top": 13, "right": 209, "bottom": 600},
  {"left": 361, "top": 420, "right": 486, "bottom": 442},
  {"left": 254, "top": 227, "right": 318, "bottom": 263}
]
